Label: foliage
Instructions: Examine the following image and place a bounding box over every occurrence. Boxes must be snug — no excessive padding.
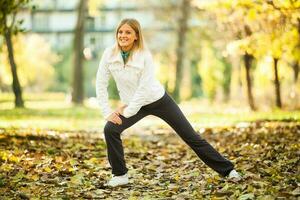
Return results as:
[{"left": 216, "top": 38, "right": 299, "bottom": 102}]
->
[
  {"left": 0, "top": 0, "right": 31, "bottom": 34},
  {"left": 87, "top": 0, "right": 105, "bottom": 17},
  {"left": 198, "top": 41, "right": 225, "bottom": 102},
  {"left": 49, "top": 46, "right": 73, "bottom": 93},
  {"left": 0, "top": 34, "right": 58, "bottom": 92},
  {"left": 192, "top": 0, "right": 300, "bottom": 107}
]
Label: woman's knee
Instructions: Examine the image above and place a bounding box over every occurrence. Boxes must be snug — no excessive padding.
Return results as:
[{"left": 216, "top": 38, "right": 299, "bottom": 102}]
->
[{"left": 103, "top": 122, "right": 122, "bottom": 136}]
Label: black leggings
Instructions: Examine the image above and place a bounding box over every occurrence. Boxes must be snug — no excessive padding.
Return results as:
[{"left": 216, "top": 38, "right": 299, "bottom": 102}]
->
[{"left": 103, "top": 91, "right": 234, "bottom": 177}]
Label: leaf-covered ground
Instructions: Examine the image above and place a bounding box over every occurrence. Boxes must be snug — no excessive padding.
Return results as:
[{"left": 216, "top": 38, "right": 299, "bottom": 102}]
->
[{"left": 0, "top": 121, "right": 299, "bottom": 199}]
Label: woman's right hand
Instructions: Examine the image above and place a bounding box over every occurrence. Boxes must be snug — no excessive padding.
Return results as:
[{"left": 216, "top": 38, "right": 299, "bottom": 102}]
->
[{"left": 106, "top": 112, "right": 122, "bottom": 125}]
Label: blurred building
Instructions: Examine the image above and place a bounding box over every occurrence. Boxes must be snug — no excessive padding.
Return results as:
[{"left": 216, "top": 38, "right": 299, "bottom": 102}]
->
[{"left": 18, "top": 0, "right": 175, "bottom": 57}]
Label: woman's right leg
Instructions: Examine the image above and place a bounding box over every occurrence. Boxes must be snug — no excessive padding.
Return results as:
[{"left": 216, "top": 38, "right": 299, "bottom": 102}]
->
[
  {"left": 142, "top": 92, "right": 234, "bottom": 177},
  {"left": 103, "top": 109, "right": 149, "bottom": 176}
]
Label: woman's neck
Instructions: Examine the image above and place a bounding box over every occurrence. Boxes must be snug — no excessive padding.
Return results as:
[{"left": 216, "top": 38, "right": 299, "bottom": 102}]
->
[{"left": 121, "top": 44, "right": 134, "bottom": 52}]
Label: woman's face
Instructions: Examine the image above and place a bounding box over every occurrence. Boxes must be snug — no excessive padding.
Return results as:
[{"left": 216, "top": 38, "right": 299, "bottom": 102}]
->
[{"left": 117, "top": 23, "right": 137, "bottom": 51}]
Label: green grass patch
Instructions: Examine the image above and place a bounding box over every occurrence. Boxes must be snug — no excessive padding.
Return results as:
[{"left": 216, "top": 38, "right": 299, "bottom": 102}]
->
[{"left": 1, "top": 93, "right": 299, "bottom": 131}]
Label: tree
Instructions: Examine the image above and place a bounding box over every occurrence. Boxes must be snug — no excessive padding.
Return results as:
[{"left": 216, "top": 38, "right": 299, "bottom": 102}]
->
[
  {"left": 241, "top": 0, "right": 300, "bottom": 108},
  {"left": 0, "top": 34, "right": 57, "bottom": 92},
  {"left": 173, "top": 0, "right": 191, "bottom": 103},
  {"left": 197, "top": 0, "right": 300, "bottom": 109},
  {"left": 265, "top": 0, "right": 300, "bottom": 108},
  {"left": 292, "top": 18, "right": 300, "bottom": 84},
  {"left": 0, "top": 0, "right": 31, "bottom": 107},
  {"left": 72, "top": 0, "right": 87, "bottom": 105},
  {"left": 243, "top": 25, "right": 256, "bottom": 110},
  {"left": 193, "top": 1, "right": 258, "bottom": 109},
  {"left": 243, "top": 52, "right": 256, "bottom": 110},
  {"left": 220, "top": 56, "right": 232, "bottom": 102}
]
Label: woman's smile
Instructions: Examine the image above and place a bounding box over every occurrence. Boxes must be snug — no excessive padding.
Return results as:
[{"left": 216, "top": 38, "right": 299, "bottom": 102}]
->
[{"left": 117, "top": 23, "right": 137, "bottom": 51}]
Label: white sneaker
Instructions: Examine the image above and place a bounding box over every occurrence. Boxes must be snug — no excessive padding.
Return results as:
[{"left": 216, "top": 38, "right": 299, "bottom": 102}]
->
[
  {"left": 228, "top": 169, "right": 242, "bottom": 181},
  {"left": 106, "top": 173, "right": 129, "bottom": 187}
]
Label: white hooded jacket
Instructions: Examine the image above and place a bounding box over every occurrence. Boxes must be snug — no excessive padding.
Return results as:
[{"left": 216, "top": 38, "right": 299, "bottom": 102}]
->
[{"left": 95, "top": 45, "right": 165, "bottom": 119}]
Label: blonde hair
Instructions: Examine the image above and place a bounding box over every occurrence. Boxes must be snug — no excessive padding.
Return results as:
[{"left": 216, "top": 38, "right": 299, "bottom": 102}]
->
[{"left": 113, "top": 18, "right": 145, "bottom": 57}]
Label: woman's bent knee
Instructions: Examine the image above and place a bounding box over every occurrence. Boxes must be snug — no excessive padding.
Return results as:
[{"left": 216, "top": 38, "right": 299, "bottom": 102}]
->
[{"left": 104, "top": 122, "right": 122, "bottom": 135}]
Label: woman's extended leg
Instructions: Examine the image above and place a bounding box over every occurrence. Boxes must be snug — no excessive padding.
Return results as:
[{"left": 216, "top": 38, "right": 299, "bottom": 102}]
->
[
  {"left": 103, "top": 109, "right": 149, "bottom": 176},
  {"left": 142, "top": 92, "right": 234, "bottom": 177}
]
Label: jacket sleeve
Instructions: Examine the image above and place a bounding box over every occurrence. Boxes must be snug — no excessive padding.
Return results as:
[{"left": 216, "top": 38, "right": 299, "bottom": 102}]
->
[
  {"left": 95, "top": 48, "right": 114, "bottom": 119},
  {"left": 122, "top": 50, "right": 155, "bottom": 118}
]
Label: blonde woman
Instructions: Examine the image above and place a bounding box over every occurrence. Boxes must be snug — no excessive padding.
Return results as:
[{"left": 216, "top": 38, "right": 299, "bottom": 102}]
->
[{"left": 96, "top": 18, "right": 241, "bottom": 187}]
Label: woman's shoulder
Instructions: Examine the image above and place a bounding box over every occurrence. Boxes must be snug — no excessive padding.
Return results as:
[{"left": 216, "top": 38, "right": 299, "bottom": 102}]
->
[
  {"left": 100, "top": 44, "right": 120, "bottom": 63},
  {"left": 103, "top": 44, "right": 117, "bottom": 55},
  {"left": 134, "top": 47, "right": 152, "bottom": 59}
]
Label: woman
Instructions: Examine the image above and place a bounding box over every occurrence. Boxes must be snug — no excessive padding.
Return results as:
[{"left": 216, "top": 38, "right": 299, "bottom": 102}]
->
[{"left": 96, "top": 18, "right": 241, "bottom": 187}]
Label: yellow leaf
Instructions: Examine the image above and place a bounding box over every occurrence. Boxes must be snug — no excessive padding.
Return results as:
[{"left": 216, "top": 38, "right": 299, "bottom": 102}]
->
[
  {"left": 207, "top": 177, "right": 213, "bottom": 183},
  {"left": 44, "top": 167, "right": 52, "bottom": 173},
  {"left": 90, "top": 157, "right": 98, "bottom": 163},
  {"left": 9, "top": 155, "right": 20, "bottom": 163},
  {"left": 31, "top": 174, "right": 39, "bottom": 181},
  {"left": 0, "top": 164, "right": 13, "bottom": 172},
  {"left": 54, "top": 163, "right": 63, "bottom": 170},
  {"left": 1, "top": 152, "right": 8, "bottom": 161},
  {"left": 174, "top": 174, "right": 180, "bottom": 182},
  {"left": 70, "top": 173, "right": 84, "bottom": 185},
  {"left": 0, "top": 135, "right": 6, "bottom": 139},
  {"left": 69, "top": 159, "right": 77, "bottom": 166},
  {"left": 68, "top": 167, "right": 75, "bottom": 172},
  {"left": 247, "top": 9, "right": 256, "bottom": 21}
]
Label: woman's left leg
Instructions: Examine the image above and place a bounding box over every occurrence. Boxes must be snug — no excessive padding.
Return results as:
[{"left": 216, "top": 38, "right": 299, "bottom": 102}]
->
[
  {"left": 142, "top": 92, "right": 234, "bottom": 177},
  {"left": 103, "top": 109, "right": 149, "bottom": 176}
]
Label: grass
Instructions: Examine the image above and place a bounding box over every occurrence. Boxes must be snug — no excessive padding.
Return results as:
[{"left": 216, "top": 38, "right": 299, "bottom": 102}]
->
[
  {"left": 0, "top": 93, "right": 299, "bottom": 132},
  {"left": 0, "top": 104, "right": 103, "bottom": 131}
]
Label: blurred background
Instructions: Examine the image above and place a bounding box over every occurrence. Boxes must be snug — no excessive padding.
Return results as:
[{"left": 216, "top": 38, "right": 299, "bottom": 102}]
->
[{"left": 0, "top": 0, "right": 299, "bottom": 131}]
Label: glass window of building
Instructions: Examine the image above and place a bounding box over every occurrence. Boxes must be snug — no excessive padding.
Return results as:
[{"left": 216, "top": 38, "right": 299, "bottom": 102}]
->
[
  {"left": 33, "top": 13, "right": 50, "bottom": 31},
  {"left": 56, "top": 0, "right": 79, "bottom": 10},
  {"left": 86, "top": 17, "right": 95, "bottom": 31},
  {"left": 33, "top": 0, "right": 55, "bottom": 10}
]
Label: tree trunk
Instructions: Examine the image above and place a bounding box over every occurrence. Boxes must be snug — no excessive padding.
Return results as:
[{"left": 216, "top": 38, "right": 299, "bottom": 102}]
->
[
  {"left": 292, "top": 61, "right": 299, "bottom": 83},
  {"left": 173, "top": 0, "right": 191, "bottom": 103},
  {"left": 243, "top": 52, "right": 256, "bottom": 111},
  {"left": 4, "top": 28, "right": 24, "bottom": 108},
  {"left": 190, "top": 59, "right": 202, "bottom": 98},
  {"left": 222, "top": 58, "right": 232, "bottom": 102},
  {"left": 292, "top": 18, "right": 300, "bottom": 84},
  {"left": 273, "top": 57, "right": 282, "bottom": 108},
  {"left": 72, "top": 0, "right": 86, "bottom": 105}
]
